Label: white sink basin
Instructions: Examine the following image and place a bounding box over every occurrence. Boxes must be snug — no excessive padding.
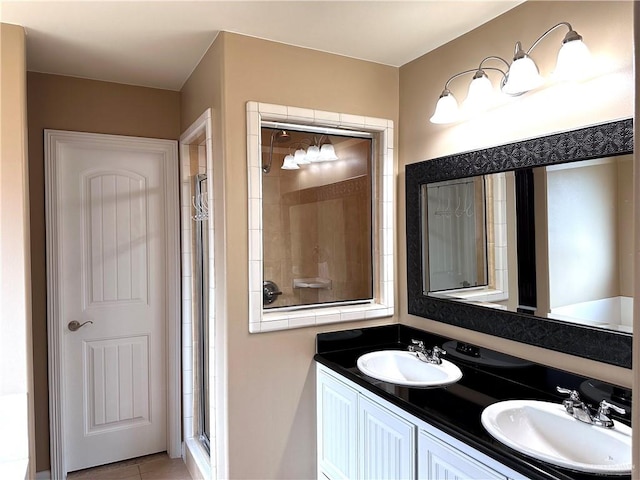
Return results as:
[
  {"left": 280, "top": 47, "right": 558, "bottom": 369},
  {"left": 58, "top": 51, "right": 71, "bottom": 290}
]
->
[
  {"left": 356, "top": 350, "right": 462, "bottom": 387},
  {"left": 481, "top": 400, "right": 632, "bottom": 474}
]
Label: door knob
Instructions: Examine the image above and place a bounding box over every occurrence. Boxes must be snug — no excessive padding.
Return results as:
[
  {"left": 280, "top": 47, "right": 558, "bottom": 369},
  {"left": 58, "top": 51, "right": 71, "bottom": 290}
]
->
[{"left": 68, "top": 320, "right": 93, "bottom": 331}]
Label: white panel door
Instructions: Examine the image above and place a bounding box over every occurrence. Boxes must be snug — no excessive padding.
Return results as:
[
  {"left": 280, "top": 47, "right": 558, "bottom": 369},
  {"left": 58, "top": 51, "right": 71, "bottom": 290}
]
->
[
  {"left": 53, "top": 132, "right": 176, "bottom": 472},
  {"left": 358, "top": 395, "right": 415, "bottom": 480},
  {"left": 317, "top": 369, "right": 358, "bottom": 480}
]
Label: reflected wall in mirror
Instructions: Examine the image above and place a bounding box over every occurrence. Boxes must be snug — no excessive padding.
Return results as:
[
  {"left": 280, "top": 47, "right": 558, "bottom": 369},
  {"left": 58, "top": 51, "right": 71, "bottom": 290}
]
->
[
  {"left": 407, "top": 119, "right": 633, "bottom": 368},
  {"left": 422, "top": 155, "right": 633, "bottom": 334},
  {"left": 261, "top": 127, "right": 374, "bottom": 309}
]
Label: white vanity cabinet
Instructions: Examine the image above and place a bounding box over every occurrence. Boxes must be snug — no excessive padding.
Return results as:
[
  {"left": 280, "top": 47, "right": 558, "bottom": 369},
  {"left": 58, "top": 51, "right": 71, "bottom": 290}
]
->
[
  {"left": 316, "top": 363, "right": 529, "bottom": 480},
  {"left": 317, "top": 366, "right": 414, "bottom": 479},
  {"left": 418, "top": 428, "right": 508, "bottom": 479},
  {"left": 358, "top": 395, "right": 415, "bottom": 479},
  {"left": 317, "top": 367, "right": 358, "bottom": 479}
]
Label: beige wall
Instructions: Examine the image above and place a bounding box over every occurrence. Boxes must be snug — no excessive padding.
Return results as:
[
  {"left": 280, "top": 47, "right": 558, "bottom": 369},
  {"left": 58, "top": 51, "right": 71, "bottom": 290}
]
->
[
  {"left": 27, "top": 72, "right": 181, "bottom": 472},
  {"left": 181, "top": 32, "right": 399, "bottom": 479},
  {"left": 632, "top": 3, "right": 640, "bottom": 474},
  {"left": 0, "top": 22, "right": 35, "bottom": 476},
  {"left": 399, "top": 1, "right": 633, "bottom": 388}
]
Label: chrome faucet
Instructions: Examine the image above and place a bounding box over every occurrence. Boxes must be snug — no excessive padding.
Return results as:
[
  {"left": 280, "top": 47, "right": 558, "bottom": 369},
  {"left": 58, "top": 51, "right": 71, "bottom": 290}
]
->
[
  {"left": 556, "top": 387, "right": 626, "bottom": 429},
  {"left": 408, "top": 340, "right": 446, "bottom": 365}
]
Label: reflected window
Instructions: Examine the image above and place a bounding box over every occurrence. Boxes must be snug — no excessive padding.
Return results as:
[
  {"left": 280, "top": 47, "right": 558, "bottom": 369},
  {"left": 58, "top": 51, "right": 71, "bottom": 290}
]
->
[
  {"left": 425, "top": 178, "right": 487, "bottom": 292},
  {"left": 423, "top": 172, "right": 510, "bottom": 302},
  {"left": 261, "top": 126, "right": 373, "bottom": 309}
]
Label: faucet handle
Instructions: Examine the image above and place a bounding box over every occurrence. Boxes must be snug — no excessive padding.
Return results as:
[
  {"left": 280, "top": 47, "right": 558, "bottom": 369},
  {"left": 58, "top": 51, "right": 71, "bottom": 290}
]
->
[
  {"left": 556, "top": 386, "right": 582, "bottom": 402},
  {"left": 599, "top": 400, "right": 626, "bottom": 416},
  {"left": 410, "top": 339, "right": 425, "bottom": 351},
  {"left": 431, "top": 345, "right": 446, "bottom": 357}
]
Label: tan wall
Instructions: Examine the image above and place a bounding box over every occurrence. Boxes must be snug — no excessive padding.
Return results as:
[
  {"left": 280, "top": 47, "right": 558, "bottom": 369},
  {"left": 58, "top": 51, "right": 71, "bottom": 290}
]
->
[
  {"left": 399, "top": 1, "right": 633, "bottom": 388},
  {"left": 0, "top": 22, "right": 35, "bottom": 476},
  {"left": 181, "top": 32, "right": 399, "bottom": 479},
  {"left": 632, "top": 3, "right": 640, "bottom": 474},
  {"left": 27, "top": 72, "right": 181, "bottom": 472}
]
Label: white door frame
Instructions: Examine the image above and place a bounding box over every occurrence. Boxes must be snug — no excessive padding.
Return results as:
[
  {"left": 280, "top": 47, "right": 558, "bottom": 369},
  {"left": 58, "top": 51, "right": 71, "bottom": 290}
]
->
[
  {"left": 179, "top": 109, "right": 229, "bottom": 480},
  {"left": 44, "top": 130, "right": 181, "bottom": 479}
]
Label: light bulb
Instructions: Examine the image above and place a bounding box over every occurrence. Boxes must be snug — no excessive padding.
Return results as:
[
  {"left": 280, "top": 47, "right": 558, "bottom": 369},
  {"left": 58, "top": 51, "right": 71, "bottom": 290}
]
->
[
  {"left": 294, "top": 148, "right": 310, "bottom": 165},
  {"left": 430, "top": 90, "right": 459, "bottom": 124},
  {"left": 318, "top": 144, "right": 338, "bottom": 161},
  {"left": 555, "top": 37, "right": 591, "bottom": 81},
  {"left": 502, "top": 42, "right": 544, "bottom": 95},
  {"left": 306, "top": 145, "right": 321, "bottom": 162},
  {"left": 281, "top": 154, "right": 299, "bottom": 170},
  {"left": 503, "top": 56, "right": 543, "bottom": 95},
  {"left": 464, "top": 71, "right": 494, "bottom": 113}
]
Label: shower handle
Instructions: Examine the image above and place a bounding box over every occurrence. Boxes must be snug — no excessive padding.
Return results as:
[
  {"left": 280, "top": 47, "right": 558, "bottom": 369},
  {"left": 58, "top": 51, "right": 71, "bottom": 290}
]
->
[{"left": 263, "top": 280, "right": 283, "bottom": 306}]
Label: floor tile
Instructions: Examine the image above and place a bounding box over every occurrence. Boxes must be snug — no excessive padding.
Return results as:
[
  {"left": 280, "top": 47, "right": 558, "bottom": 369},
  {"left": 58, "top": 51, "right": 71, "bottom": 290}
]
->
[
  {"left": 68, "top": 463, "right": 141, "bottom": 480},
  {"left": 67, "top": 453, "right": 191, "bottom": 480}
]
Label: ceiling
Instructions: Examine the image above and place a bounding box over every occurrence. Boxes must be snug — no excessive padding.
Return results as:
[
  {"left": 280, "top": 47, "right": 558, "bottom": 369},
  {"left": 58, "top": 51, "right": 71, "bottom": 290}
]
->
[{"left": 0, "top": 1, "right": 523, "bottom": 91}]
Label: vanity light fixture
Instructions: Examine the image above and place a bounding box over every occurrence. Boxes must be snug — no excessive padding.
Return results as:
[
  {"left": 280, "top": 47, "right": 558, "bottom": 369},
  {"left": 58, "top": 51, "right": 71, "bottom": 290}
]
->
[
  {"left": 430, "top": 22, "right": 591, "bottom": 124},
  {"left": 430, "top": 62, "right": 508, "bottom": 124}
]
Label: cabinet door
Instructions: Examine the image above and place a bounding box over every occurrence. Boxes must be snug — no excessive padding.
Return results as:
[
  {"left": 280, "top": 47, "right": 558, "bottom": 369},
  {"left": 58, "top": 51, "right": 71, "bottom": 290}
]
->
[
  {"left": 358, "top": 395, "right": 415, "bottom": 480},
  {"left": 418, "top": 430, "right": 506, "bottom": 480},
  {"left": 317, "top": 369, "right": 358, "bottom": 480}
]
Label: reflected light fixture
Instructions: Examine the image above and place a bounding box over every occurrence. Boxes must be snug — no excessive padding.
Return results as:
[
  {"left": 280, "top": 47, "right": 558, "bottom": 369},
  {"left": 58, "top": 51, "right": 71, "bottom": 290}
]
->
[
  {"left": 294, "top": 147, "right": 311, "bottom": 165},
  {"left": 430, "top": 22, "right": 591, "bottom": 124},
  {"left": 281, "top": 154, "right": 299, "bottom": 170},
  {"left": 306, "top": 144, "right": 321, "bottom": 162},
  {"left": 276, "top": 135, "right": 339, "bottom": 170},
  {"left": 318, "top": 143, "right": 339, "bottom": 161}
]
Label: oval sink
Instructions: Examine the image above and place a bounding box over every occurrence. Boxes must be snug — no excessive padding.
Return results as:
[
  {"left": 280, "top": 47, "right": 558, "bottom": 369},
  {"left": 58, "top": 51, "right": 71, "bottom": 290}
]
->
[
  {"left": 481, "top": 400, "right": 632, "bottom": 474},
  {"left": 356, "top": 350, "right": 462, "bottom": 387}
]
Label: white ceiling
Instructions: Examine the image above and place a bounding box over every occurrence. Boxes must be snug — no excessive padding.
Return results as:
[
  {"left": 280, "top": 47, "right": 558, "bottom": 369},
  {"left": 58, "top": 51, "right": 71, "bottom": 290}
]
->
[{"left": 0, "top": 1, "right": 523, "bottom": 91}]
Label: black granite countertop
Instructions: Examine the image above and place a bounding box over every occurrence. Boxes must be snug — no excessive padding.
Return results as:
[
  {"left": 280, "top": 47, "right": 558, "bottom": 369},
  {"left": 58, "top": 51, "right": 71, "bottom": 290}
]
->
[{"left": 315, "top": 324, "right": 632, "bottom": 480}]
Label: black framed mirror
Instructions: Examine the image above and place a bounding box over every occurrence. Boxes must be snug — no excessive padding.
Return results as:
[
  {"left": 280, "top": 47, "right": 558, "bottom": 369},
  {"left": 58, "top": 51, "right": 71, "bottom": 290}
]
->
[{"left": 406, "top": 118, "right": 633, "bottom": 368}]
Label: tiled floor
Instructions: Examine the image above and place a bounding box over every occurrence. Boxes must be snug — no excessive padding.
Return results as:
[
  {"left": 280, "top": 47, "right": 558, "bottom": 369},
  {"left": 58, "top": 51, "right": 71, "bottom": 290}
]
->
[{"left": 67, "top": 452, "right": 192, "bottom": 480}]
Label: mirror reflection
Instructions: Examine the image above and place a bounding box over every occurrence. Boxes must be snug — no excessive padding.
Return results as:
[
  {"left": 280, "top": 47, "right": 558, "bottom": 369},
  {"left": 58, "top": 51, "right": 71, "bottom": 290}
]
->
[
  {"left": 423, "top": 154, "right": 633, "bottom": 333},
  {"left": 261, "top": 126, "right": 374, "bottom": 310}
]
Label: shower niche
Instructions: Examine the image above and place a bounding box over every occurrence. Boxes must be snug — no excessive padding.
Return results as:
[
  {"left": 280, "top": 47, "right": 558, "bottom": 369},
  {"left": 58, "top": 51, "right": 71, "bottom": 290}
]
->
[{"left": 246, "top": 102, "right": 395, "bottom": 333}]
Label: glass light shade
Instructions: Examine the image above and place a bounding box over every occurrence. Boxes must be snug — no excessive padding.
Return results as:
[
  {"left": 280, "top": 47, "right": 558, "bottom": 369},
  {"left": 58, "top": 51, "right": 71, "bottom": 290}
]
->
[
  {"left": 281, "top": 154, "right": 299, "bottom": 170},
  {"left": 306, "top": 145, "right": 321, "bottom": 162},
  {"left": 463, "top": 73, "right": 494, "bottom": 113},
  {"left": 429, "top": 91, "right": 459, "bottom": 124},
  {"left": 554, "top": 39, "right": 591, "bottom": 81},
  {"left": 294, "top": 148, "right": 310, "bottom": 165},
  {"left": 502, "top": 55, "right": 544, "bottom": 95},
  {"left": 318, "top": 144, "right": 339, "bottom": 161}
]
